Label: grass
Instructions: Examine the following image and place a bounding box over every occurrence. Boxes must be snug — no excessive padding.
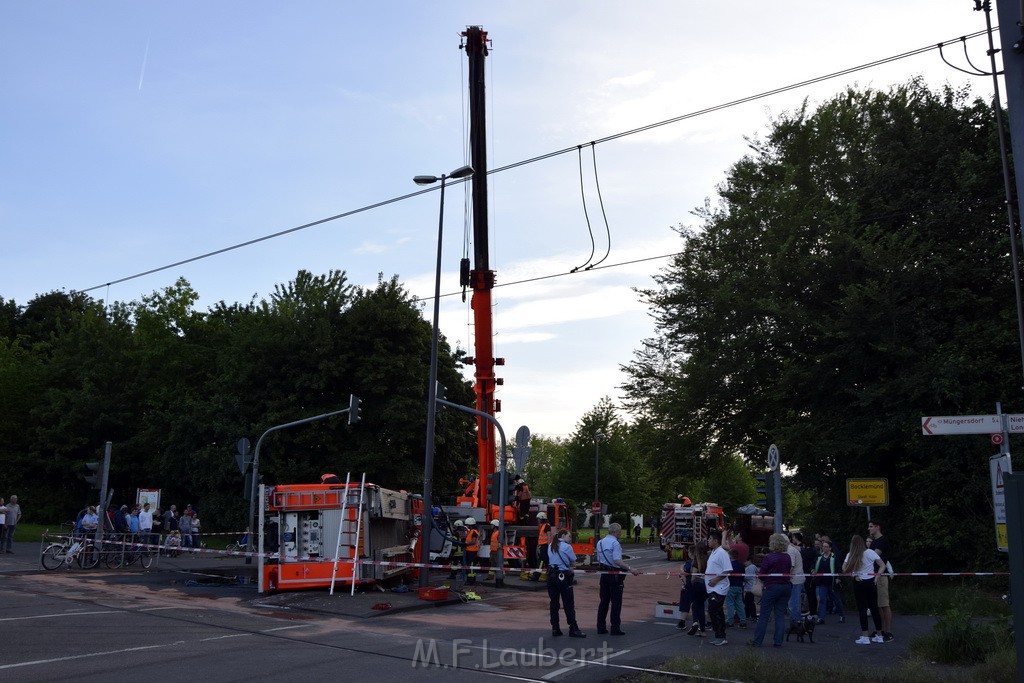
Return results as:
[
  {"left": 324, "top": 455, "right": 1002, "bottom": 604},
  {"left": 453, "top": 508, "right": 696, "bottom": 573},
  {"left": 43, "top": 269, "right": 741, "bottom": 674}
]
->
[{"left": 626, "top": 650, "right": 1015, "bottom": 683}]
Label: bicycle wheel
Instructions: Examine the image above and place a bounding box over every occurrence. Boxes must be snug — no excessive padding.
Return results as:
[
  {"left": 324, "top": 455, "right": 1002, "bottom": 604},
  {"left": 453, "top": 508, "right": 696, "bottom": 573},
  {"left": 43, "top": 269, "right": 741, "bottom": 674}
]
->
[
  {"left": 140, "top": 549, "right": 156, "bottom": 569},
  {"left": 78, "top": 544, "right": 100, "bottom": 569},
  {"left": 104, "top": 545, "right": 125, "bottom": 569},
  {"left": 41, "top": 544, "right": 68, "bottom": 570}
]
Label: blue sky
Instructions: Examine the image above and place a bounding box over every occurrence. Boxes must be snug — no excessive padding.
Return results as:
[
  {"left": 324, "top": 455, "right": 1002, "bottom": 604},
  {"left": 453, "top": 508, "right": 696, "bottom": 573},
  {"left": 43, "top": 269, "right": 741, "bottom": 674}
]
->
[{"left": 1, "top": 2, "right": 989, "bottom": 437}]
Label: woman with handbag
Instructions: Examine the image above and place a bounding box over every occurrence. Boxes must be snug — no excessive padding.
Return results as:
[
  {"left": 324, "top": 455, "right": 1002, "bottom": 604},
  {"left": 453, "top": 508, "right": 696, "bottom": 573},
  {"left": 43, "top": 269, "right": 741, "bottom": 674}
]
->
[
  {"left": 813, "top": 540, "right": 845, "bottom": 624},
  {"left": 547, "top": 529, "right": 586, "bottom": 638}
]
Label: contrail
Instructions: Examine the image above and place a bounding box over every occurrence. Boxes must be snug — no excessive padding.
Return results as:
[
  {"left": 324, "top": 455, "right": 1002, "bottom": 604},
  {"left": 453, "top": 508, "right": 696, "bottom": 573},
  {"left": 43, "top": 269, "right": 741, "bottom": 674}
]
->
[{"left": 138, "top": 31, "right": 151, "bottom": 91}]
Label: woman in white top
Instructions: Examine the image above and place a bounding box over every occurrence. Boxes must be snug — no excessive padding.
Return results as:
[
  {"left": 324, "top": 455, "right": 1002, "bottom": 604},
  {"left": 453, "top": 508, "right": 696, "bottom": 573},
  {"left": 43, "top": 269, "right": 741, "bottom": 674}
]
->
[{"left": 842, "top": 534, "right": 885, "bottom": 644}]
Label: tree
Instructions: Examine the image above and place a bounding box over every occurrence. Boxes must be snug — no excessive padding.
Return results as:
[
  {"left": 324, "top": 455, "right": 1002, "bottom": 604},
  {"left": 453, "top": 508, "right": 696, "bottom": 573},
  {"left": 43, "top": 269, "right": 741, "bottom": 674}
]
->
[{"left": 624, "top": 81, "right": 1017, "bottom": 569}]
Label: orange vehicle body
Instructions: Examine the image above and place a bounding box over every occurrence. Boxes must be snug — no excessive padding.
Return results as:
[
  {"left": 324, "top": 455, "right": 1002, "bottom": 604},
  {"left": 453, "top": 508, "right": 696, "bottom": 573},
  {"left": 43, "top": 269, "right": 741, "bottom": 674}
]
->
[{"left": 258, "top": 482, "right": 422, "bottom": 593}]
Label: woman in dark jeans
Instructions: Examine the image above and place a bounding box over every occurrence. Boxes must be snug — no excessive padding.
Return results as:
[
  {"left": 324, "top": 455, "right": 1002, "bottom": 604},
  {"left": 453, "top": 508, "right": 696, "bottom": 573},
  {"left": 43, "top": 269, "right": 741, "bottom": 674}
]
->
[
  {"left": 686, "top": 541, "right": 709, "bottom": 636},
  {"left": 749, "top": 533, "right": 793, "bottom": 647}
]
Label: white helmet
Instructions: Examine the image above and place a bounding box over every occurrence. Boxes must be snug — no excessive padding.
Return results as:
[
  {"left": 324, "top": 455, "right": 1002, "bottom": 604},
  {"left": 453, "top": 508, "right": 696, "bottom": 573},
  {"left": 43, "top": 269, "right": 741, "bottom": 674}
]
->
[
  {"left": 491, "top": 519, "right": 500, "bottom": 527},
  {"left": 536, "top": 512, "right": 548, "bottom": 520},
  {"left": 464, "top": 517, "right": 477, "bottom": 526},
  {"left": 452, "top": 520, "right": 465, "bottom": 528}
]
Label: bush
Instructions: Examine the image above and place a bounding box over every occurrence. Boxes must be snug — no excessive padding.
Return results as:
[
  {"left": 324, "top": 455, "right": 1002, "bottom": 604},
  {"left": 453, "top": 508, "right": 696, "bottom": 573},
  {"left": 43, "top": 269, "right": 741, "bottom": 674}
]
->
[{"left": 910, "top": 605, "right": 1013, "bottom": 665}]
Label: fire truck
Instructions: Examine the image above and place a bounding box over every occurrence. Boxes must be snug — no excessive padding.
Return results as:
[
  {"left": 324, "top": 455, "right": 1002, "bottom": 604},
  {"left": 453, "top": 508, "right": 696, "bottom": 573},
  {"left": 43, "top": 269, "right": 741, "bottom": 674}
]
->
[
  {"left": 257, "top": 480, "right": 435, "bottom": 593},
  {"left": 658, "top": 500, "right": 725, "bottom": 561}
]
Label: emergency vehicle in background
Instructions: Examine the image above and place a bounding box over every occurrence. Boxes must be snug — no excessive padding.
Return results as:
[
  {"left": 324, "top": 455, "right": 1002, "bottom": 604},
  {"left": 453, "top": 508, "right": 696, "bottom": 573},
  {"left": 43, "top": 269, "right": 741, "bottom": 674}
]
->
[
  {"left": 257, "top": 479, "right": 438, "bottom": 593},
  {"left": 659, "top": 498, "right": 725, "bottom": 561}
]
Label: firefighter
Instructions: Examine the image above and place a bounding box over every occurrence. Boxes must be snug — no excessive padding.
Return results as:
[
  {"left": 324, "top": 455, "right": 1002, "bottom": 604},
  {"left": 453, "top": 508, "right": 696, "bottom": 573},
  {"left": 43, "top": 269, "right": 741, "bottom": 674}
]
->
[
  {"left": 449, "top": 519, "right": 466, "bottom": 579},
  {"left": 512, "top": 475, "right": 532, "bottom": 520},
  {"left": 321, "top": 473, "right": 342, "bottom": 485},
  {"left": 488, "top": 519, "right": 501, "bottom": 576},
  {"left": 536, "top": 511, "right": 552, "bottom": 571},
  {"left": 464, "top": 517, "right": 480, "bottom": 584}
]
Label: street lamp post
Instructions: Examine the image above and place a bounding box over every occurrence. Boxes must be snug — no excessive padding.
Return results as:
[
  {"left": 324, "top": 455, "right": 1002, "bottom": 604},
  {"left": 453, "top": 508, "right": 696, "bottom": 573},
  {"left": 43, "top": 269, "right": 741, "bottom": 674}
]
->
[
  {"left": 413, "top": 164, "right": 474, "bottom": 587},
  {"left": 594, "top": 432, "right": 606, "bottom": 538}
]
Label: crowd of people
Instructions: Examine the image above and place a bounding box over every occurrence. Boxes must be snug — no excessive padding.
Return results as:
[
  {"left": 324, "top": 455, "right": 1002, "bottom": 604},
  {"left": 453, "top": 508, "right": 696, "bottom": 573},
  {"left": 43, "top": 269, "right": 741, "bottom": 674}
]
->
[
  {"left": 676, "top": 521, "right": 895, "bottom": 647},
  {"left": 74, "top": 501, "right": 204, "bottom": 554}
]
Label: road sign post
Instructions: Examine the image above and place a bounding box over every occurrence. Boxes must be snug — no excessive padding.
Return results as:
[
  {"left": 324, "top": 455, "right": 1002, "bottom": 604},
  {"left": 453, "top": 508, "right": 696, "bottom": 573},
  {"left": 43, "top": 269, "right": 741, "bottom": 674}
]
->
[{"left": 767, "top": 444, "right": 782, "bottom": 533}]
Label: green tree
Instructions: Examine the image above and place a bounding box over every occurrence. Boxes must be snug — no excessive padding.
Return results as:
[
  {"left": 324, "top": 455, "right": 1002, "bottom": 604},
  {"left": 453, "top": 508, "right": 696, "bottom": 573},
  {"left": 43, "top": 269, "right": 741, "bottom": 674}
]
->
[{"left": 624, "top": 81, "right": 1017, "bottom": 570}]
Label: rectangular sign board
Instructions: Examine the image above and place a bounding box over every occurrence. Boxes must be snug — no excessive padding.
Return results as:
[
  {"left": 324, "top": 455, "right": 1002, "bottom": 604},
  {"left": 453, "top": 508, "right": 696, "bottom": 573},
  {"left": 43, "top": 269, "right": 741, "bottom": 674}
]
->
[
  {"left": 990, "top": 454, "right": 1009, "bottom": 553},
  {"left": 846, "top": 478, "right": 888, "bottom": 506},
  {"left": 921, "top": 415, "right": 1002, "bottom": 435}
]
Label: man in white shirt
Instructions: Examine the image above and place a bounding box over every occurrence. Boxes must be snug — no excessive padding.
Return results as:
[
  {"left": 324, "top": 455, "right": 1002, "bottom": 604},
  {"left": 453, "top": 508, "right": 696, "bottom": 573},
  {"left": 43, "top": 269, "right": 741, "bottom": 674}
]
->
[
  {"left": 704, "top": 529, "right": 732, "bottom": 645},
  {"left": 787, "top": 534, "right": 805, "bottom": 623},
  {"left": 139, "top": 503, "right": 155, "bottom": 545}
]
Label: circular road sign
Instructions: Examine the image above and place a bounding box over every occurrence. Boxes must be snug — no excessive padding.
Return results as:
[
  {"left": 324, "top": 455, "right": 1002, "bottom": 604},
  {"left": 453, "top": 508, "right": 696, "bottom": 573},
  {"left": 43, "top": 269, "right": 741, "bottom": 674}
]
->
[
  {"left": 992, "top": 433, "right": 1005, "bottom": 446},
  {"left": 767, "top": 444, "right": 780, "bottom": 470}
]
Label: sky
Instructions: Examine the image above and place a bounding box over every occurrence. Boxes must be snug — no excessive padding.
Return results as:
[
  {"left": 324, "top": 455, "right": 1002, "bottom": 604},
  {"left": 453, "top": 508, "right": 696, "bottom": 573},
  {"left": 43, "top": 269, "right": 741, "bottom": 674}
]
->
[{"left": 0, "top": 2, "right": 996, "bottom": 439}]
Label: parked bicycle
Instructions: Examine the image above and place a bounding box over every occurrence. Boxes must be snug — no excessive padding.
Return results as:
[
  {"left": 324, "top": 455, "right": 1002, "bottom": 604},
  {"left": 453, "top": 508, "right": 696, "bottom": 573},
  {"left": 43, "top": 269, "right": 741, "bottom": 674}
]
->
[
  {"left": 40, "top": 525, "right": 100, "bottom": 570},
  {"left": 103, "top": 534, "right": 157, "bottom": 569}
]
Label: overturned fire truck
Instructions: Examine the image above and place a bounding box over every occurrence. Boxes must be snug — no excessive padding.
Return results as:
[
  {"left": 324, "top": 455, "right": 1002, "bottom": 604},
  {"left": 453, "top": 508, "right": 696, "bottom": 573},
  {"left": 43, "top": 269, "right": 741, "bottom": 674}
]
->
[{"left": 257, "top": 480, "right": 437, "bottom": 593}]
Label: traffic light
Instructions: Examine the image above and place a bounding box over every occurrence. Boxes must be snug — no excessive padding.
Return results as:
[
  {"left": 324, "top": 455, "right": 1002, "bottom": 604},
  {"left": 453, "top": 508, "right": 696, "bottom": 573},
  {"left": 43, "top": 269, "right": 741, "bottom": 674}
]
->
[
  {"left": 766, "top": 469, "right": 777, "bottom": 514},
  {"left": 348, "top": 394, "right": 362, "bottom": 425},
  {"left": 485, "top": 473, "right": 515, "bottom": 503},
  {"left": 435, "top": 382, "right": 447, "bottom": 402},
  {"left": 83, "top": 462, "right": 101, "bottom": 489},
  {"left": 755, "top": 473, "right": 768, "bottom": 509}
]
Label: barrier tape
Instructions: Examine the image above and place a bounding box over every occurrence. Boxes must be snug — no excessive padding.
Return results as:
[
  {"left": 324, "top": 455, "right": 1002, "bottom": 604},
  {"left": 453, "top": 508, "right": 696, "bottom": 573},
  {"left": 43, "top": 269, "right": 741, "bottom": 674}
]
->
[{"left": 39, "top": 535, "right": 1009, "bottom": 578}]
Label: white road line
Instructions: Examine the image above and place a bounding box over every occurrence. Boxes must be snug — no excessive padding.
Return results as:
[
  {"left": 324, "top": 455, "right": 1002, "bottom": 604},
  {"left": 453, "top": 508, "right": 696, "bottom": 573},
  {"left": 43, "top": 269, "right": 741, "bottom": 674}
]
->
[
  {"left": 201, "top": 634, "right": 252, "bottom": 641},
  {"left": 262, "top": 624, "right": 315, "bottom": 632},
  {"left": 138, "top": 606, "right": 207, "bottom": 612},
  {"left": 0, "top": 610, "right": 121, "bottom": 622},
  {"left": 542, "top": 647, "right": 630, "bottom": 680},
  {"left": 0, "top": 642, "right": 185, "bottom": 671}
]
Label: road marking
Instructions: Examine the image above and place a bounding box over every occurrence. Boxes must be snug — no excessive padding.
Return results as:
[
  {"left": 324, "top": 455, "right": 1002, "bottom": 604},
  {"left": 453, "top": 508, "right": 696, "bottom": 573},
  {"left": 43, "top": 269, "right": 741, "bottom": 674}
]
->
[
  {"left": 543, "top": 648, "right": 630, "bottom": 680},
  {"left": 262, "top": 624, "right": 315, "bottom": 632},
  {"left": 0, "top": 610, "right": 120, "bottom": 622},
  {"left": 139, "top": 606, "right": 208, "bottom": 612},
  {"left": 0, "top": 642, "right": 184, "bottom": 671},
  {"left": 201, "top": 633, "right": 252, "bottom": 641}
]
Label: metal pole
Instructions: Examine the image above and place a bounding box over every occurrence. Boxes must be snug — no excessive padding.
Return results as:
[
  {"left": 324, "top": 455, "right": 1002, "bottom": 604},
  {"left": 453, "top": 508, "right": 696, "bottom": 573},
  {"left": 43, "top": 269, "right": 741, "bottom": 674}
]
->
[
  {"left": 420, "top": 173, "right": 447, "bottom": 588},
  {"left": 246, "top": 407, "right": 350, "bottom": 561},
  {"left": 436, "top": 397, "right": 507, "bottom": 586}
]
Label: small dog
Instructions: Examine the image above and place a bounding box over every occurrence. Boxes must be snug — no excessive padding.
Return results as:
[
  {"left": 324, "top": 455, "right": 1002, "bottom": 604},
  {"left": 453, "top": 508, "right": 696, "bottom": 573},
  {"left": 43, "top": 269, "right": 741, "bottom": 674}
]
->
[{"left": 785, "top": 615, "right": 816, "bottom": 643}]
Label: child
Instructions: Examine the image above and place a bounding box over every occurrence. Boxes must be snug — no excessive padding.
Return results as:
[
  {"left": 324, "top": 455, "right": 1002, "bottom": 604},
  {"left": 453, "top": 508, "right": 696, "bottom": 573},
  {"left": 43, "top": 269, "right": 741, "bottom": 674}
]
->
[
  {"left": 743, "top": 555, "right": 759, "bottom": 622},
  {"left": 165, "top": 530, "right": 182, "bottom": 557},
  {"left": 726, "top": 548, "right": 747, "bottom": 627}
]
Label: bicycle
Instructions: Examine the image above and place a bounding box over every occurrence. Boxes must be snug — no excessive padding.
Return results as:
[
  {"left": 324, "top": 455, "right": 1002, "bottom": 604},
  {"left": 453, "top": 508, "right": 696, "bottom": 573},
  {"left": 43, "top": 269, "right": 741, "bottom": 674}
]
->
[
  {"left": 40, "top": 530, "right": 100, "bottom": 570},
  {"left": 103, "top": 534, "right": 157, "bottom": 570}
]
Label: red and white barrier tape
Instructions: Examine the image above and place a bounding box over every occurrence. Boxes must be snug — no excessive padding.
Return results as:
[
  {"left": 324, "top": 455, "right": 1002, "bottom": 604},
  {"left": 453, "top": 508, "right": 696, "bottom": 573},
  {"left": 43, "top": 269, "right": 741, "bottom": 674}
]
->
[{"left": 40, "top": 534, "right": 1009, "bottom": 577}]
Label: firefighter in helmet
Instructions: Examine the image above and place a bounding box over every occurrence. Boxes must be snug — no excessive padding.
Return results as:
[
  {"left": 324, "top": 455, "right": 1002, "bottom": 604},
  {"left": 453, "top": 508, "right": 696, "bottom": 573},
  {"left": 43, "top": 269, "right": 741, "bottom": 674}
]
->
[
  {"left": 464, "top": 517, "right": 480, "bottom": 583},
  {"left": 512, "top": 475, "right": 532, "bottom": 520},
  {"left": 536, "top": 511, "right": 552, "bottom": 570}
]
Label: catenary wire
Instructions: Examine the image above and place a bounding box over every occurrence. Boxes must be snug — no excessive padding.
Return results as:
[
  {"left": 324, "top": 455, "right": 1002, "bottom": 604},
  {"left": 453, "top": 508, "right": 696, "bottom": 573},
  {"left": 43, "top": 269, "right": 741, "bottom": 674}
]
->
[{"left": 78, "top": 29, "right": 990, "bottom": 295}]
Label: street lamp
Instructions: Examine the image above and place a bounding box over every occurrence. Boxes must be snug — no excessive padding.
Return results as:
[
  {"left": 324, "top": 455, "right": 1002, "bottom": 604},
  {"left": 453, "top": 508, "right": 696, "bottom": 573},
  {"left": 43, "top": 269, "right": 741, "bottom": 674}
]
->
[
  {"left": 594, "top": 432, "right": 606, "bottom": 537},
  {"left": 414, "top": 163, "right": 474, "bottom": 587}
]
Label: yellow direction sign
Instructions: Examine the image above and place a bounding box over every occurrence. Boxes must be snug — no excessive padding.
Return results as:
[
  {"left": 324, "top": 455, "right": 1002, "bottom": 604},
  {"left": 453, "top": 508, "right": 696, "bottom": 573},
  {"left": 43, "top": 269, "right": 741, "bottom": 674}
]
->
[{"left": 846, "top": 478, "right": 888, "bottom": 506}]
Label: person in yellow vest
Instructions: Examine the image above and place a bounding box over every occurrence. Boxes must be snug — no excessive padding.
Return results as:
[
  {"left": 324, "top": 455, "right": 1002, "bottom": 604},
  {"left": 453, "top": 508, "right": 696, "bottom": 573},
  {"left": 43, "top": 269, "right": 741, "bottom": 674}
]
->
[
  {"left": 449, "top": 519, "right": 466, "bottom": 579},
  {"left": 464, "top": 517, "right": 480, "bottom": 583},
  {"left": 536, "top": 511, "right": 552, "bottom": 570}
]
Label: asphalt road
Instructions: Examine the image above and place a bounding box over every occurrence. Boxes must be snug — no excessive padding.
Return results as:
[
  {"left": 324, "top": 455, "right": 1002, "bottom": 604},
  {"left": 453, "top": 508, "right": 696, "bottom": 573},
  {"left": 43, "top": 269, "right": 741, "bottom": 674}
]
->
[{"left": 0, "top": 540, "right": 938, "bottom": 682}]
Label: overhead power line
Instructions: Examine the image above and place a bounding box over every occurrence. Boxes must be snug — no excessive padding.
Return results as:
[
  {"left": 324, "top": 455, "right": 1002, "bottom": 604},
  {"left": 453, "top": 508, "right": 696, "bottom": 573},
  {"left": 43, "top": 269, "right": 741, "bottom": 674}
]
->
[{"left": 79, "top": 29, "right": 990, "bottom": 296}]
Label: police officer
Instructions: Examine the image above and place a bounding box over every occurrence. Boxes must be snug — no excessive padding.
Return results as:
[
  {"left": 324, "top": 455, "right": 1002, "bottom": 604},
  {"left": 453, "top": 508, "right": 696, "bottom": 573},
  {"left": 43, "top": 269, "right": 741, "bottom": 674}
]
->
[
  {"left": 595, "top": 522, "right": 641, "bottom": 636},
  {"left": 547, "top": 528, "right": 586, "bottom": 638}
]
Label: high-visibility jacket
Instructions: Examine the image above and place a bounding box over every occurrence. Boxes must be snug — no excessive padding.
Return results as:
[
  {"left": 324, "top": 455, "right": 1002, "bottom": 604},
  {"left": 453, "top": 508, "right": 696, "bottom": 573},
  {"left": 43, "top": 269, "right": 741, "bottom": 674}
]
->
[
  {"left": 537, "top": 522, "right": 551, "bottom": 546},
  {"left": 490, "top": 528, "right": 500, "bottom": 553},
  {"left": 466, "top": 528, "right": 480, "bottom": 552}
]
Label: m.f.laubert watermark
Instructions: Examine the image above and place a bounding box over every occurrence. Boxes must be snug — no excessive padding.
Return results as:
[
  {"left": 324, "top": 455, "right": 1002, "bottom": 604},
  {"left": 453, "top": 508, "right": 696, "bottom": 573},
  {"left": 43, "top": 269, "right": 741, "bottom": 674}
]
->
[{"left": 412, "top": 637, "right": 614, "bottom": 670}]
